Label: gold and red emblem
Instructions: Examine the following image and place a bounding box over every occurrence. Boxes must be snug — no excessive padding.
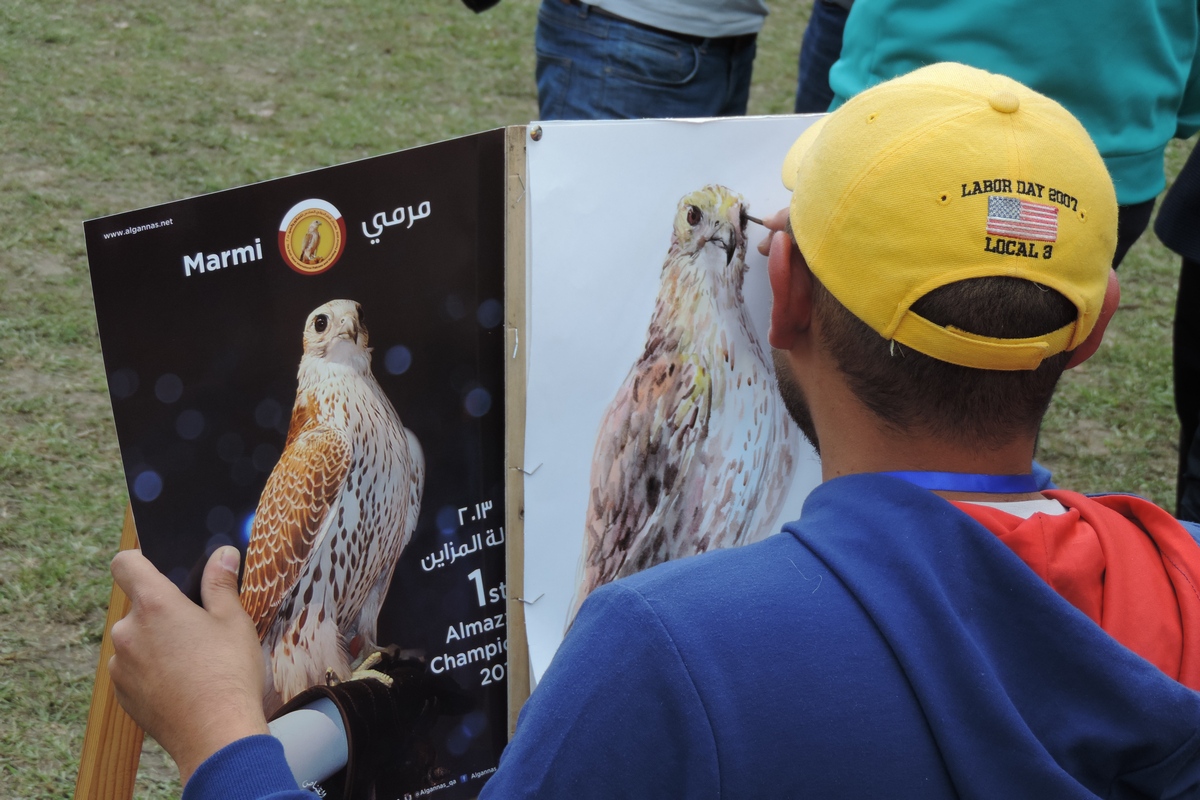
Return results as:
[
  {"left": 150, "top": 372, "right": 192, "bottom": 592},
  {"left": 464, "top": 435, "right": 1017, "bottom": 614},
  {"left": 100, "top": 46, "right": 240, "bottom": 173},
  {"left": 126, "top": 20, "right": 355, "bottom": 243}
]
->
[{"left": 277, "top": 199, "right": 346, "bottom": 275}]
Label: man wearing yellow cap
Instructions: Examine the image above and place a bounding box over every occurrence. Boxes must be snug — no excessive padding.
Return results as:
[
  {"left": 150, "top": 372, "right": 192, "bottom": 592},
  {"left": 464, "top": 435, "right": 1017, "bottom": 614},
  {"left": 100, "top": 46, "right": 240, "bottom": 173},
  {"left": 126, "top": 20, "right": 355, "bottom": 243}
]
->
[{"left": 108, "top": 64, "right": 1200, "bottom": 798}]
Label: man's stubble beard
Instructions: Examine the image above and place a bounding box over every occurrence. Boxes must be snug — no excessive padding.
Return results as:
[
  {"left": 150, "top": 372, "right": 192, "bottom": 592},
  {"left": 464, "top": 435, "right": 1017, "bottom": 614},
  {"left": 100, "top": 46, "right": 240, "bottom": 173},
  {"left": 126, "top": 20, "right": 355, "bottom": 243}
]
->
[{"left": 772, "top": 349, "right": 820, "bottom": 456}]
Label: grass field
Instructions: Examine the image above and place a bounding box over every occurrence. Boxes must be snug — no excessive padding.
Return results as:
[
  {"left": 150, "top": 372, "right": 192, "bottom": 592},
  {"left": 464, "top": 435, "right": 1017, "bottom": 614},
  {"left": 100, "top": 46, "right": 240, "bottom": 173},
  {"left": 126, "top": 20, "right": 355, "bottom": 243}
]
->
[{"left": 0, "top": 1, "right": 1193, "bottom": 797}]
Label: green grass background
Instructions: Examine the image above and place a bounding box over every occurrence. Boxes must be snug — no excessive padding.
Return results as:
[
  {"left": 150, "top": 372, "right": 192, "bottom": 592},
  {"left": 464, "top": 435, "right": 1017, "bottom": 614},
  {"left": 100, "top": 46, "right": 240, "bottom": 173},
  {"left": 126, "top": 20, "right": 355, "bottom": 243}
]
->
[{"left": 0, "top": 1, "right": 1193, "bottom": 797}]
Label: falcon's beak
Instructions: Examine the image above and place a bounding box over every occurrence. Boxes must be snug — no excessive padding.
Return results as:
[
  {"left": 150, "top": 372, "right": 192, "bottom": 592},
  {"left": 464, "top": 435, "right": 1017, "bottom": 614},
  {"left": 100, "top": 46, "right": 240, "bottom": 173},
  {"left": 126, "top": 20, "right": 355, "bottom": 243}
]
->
[
  {"left": 712, "top": 230, "right": 736, "bottom": 266},
  {"left": 335, "top": 316, "right": 360, "bottom": 342}
]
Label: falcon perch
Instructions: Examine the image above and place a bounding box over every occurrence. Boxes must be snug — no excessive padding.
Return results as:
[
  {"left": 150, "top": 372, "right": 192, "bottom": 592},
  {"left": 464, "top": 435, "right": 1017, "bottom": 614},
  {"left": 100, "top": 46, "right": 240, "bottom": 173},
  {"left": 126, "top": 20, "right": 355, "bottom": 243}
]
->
[
  {"left": 240, "top": 299, "right": 424, "bottom": 715},
  {"left": 570, "top": 185, "right": 798, "bottom": 626}
]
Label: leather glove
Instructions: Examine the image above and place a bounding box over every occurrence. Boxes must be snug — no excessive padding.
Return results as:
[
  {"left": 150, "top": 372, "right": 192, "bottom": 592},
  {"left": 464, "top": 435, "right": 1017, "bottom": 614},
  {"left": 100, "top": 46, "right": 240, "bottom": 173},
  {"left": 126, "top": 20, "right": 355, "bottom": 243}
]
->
[{"left": 270, "top": 650, "right": 471, "bottom": 799}]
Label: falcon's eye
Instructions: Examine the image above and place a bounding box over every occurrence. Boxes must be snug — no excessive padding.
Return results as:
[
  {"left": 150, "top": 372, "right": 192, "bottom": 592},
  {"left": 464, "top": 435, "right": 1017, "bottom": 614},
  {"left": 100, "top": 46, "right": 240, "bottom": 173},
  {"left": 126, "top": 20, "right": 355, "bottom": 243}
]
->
[
  {"left": 314, "top": 314, "right": 329, "bottom": 333},
  {"left": 686, "top": 205, "right": 702, "bottom": 226}
]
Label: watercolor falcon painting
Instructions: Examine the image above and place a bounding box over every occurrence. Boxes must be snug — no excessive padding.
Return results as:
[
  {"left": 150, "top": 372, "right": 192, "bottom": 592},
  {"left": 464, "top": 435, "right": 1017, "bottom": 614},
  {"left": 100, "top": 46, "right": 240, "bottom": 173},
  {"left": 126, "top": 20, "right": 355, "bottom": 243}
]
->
[
  {"left": 239, "top": 299, "right": 425, "bottom": 715},
  {"left": 569, "top": 185, "right": 799, "bottom": 626}
]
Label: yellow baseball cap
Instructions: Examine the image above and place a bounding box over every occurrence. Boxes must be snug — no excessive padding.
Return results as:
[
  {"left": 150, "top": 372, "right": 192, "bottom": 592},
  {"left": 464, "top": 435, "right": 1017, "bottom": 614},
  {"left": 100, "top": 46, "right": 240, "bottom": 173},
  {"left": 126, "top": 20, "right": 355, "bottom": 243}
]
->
[{"left": 783, "top": 63, "right": 1117, "bottom": 371}]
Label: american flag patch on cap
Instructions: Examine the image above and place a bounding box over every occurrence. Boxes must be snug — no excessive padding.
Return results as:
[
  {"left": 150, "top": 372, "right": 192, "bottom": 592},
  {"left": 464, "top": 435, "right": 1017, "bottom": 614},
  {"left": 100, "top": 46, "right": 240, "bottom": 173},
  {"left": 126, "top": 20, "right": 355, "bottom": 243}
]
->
[{"left": 986, "top": 196, "right": 1058, "bottom": 242}]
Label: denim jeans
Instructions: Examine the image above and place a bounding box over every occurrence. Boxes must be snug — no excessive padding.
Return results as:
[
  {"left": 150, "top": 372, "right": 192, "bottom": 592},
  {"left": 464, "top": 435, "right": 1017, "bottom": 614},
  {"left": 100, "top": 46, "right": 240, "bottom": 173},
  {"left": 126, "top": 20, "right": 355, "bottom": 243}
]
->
[
  {"left": 1178, "top": 258, "right": 1200, "bottom": 521},
  {"left": 793, "top": 0, "right": 849, "bottom": 113},
  {"left": 535, "top": 0, "right": 757, "bottom": 120}
]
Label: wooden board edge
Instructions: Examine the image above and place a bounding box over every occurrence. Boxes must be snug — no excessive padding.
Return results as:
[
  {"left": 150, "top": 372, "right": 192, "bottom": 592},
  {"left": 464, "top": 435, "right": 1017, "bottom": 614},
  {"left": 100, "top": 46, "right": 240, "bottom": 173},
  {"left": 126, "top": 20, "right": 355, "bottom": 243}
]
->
[
  {"left": 75, "top": 505, "right": 145, "bottom": 800},
  {"left": 503, "top": 124, "right": 531, "bottom": 739}
]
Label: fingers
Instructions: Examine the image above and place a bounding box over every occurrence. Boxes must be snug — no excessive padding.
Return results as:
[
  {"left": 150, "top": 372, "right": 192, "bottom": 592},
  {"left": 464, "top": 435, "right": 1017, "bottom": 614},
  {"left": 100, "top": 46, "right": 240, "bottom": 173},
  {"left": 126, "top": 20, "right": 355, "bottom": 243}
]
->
[
  {"left": 200, "top": 546, "right": 244, "bottom": 620},
  {"left": 757, "top": 231, "right": 776, "bottom": 257},
  {"left": 762, "top": 208, "right": 789, "bottom": 231},
  {"left": 111, "top": 548, "right": 170, "bottom": 602},
  {"left": 106, "top": 545, "right": 269, "bottom": 785},
  {"left": 110, "top": 550, "right": 178, "bottom": 682},
  {"left": 756, "top": 207, "right": 790, "bottom": 256}
]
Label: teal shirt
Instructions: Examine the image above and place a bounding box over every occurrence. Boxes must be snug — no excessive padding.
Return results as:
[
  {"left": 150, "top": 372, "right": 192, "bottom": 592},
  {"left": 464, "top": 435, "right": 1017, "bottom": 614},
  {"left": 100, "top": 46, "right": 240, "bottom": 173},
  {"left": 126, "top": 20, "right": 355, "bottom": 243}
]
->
[{"left": 829, "top": 0, "right": 1200, "bottom": 204}]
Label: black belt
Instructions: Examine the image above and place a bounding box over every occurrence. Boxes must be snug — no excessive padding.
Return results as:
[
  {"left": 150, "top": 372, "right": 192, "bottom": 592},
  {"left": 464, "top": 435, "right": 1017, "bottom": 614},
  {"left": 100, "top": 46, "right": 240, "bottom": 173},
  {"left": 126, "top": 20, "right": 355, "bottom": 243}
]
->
[{"left": 562, "top": 0, "right": 758, "bottom": 50}]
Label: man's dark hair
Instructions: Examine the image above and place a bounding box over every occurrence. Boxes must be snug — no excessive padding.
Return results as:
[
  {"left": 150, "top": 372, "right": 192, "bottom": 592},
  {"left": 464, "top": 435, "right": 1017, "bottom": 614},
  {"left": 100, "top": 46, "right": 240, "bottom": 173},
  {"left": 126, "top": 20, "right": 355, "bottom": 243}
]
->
[{"left": 810, "top": 271, "right": 1077, "bottom": 449}]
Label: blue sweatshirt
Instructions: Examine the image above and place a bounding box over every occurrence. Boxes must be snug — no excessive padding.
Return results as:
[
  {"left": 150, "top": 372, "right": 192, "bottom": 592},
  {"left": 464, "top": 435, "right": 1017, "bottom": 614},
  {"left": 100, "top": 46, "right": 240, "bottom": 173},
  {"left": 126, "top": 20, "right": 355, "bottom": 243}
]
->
[
  {"left": 827, "top": 0, "right": 1200, "bottom": 204},
  {"left": 186, "top": 475, "right": 1200, "bottom": 798}
]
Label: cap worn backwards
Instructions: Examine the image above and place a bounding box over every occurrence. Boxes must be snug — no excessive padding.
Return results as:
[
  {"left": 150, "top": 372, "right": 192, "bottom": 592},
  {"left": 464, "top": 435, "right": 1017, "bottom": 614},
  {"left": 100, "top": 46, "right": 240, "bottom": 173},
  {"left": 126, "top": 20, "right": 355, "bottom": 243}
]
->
[{"left": 782, "top": 62, "right": 1118, "bottom": 371}]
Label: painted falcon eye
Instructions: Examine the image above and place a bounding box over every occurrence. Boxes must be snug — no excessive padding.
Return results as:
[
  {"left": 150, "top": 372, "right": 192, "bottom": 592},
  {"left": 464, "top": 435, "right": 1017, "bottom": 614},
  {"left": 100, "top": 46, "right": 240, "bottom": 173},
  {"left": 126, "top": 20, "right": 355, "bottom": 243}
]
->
[
  {"left": 687, "top": 205, "right": 702, "bottom": 226},
  {"left": 314, "top": 314, "right": 329, "bottom": 332}
]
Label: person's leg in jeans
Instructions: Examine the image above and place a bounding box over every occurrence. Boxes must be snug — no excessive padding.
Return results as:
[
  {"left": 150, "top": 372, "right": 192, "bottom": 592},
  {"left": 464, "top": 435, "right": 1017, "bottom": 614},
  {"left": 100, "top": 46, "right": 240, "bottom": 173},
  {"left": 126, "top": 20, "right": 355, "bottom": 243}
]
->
[
  {"left": 535, "top": 0, "right": 755, "bottom": 121},
  {"left": 794, "top": 0, "right": 850, "bottom": 114},
  {"left": 1112, "top": 198, "right": 1155, "bottom": 268},
  {"left": 1176, "top": 258, "right": 1200, "bottom": 521},
  {"left": 716, "top": 37, "right": 756, "bottom": 117}
]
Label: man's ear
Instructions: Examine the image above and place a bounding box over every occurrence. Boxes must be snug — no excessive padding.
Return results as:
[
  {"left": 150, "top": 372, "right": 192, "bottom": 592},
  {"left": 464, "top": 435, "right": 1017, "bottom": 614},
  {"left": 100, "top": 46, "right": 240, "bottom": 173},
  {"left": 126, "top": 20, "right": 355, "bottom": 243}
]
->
[
  {"left": 767, "top": 231, "right": 813, "bottom": 350},
  {"left": 1065, "top": 268, "right": 1120, "bottom": 369}
]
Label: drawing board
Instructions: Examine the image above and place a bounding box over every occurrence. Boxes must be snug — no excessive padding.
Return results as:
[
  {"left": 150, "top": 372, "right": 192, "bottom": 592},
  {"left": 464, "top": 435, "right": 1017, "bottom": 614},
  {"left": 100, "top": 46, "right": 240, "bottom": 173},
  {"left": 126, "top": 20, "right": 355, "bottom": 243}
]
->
[{"left": 522, "top": 116, "right": 825, "bottom": 682}]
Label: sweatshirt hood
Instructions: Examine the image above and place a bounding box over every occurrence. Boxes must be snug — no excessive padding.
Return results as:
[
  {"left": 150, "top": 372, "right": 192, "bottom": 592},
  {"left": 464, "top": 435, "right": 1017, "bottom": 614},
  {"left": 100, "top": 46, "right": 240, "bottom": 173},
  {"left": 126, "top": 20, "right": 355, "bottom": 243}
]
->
[{"left": 788, "top": 474, "right": 1200, "bottom": 799}]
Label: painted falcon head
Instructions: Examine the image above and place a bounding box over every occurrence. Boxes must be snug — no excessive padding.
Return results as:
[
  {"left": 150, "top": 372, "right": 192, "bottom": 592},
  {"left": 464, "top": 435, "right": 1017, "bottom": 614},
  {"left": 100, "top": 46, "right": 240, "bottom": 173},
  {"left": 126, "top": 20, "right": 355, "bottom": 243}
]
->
[
  {"left": 670, "top": 185, "right": 750, "bottom": 272},
  {"left": 301, "top": 299, "right": 372, "bottom": 369}
]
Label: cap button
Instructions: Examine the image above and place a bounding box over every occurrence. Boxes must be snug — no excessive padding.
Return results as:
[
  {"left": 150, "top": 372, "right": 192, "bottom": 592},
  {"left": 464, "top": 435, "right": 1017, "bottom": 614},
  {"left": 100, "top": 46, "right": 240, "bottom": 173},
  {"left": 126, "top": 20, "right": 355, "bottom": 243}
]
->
[{"left": 989, "top": 91, "right": 1020, "bottom": 114}]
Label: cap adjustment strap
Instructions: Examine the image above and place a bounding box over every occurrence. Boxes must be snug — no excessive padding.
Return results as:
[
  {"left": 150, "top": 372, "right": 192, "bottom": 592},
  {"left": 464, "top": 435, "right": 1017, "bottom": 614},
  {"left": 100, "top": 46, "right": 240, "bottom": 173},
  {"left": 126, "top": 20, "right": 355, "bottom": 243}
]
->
[{"left": 892, "top": 312, "right": 1076, "bottom": 371}]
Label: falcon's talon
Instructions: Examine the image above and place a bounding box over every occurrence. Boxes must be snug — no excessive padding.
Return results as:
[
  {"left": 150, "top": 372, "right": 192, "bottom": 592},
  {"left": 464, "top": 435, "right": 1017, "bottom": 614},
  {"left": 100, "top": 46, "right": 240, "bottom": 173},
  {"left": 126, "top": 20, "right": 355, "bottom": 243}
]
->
[
  {"left": 351, "top": 667, "right": 394, "bottom": 687},
  {"left": 348, "top": 649, "right": 395, "bottom": 686},
  {"left": 357, "top": 650, "right": 384, "bottom": 672},
  {"left": 320, "top": 650, "right": 395, "bottom": 687}
]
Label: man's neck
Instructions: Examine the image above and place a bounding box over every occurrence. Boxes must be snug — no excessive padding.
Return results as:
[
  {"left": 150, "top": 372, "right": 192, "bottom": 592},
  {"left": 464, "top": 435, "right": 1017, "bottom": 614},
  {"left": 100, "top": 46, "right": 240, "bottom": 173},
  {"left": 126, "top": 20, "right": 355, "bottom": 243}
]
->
[
  {"left": 823, "top": 443, "right": 1045, "bottom": 503},
  {"left": 820, "top": 441, "right": 1036, "bottom": 481},
  {"left": 933, "top": 489, "right": 1047, "bottom": 503},
  {"left": 811, "top": 374, "right": 1041, "bottom": 502}
]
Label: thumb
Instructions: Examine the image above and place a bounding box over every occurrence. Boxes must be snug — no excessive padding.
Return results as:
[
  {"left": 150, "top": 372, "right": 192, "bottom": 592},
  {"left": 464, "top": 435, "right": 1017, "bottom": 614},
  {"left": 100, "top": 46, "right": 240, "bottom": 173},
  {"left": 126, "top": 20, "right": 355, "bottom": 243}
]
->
[{"left": 200, "top": 545, "right": 244, "bottom": 618}]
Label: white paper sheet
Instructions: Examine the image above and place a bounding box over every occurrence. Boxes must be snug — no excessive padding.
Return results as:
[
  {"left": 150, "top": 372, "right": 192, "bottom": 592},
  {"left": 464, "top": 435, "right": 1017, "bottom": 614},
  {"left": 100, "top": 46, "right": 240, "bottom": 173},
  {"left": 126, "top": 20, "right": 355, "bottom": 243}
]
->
[{"left": 523, "top": 115, "right": 825, "bottom": 681}]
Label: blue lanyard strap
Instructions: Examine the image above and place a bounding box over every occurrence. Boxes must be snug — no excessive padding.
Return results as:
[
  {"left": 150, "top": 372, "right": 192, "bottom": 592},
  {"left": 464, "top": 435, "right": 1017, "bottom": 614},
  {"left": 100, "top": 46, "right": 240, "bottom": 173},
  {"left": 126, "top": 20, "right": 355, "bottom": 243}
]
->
[{"left": 877, "top": 471, "right": 1041, "bottom": 494}]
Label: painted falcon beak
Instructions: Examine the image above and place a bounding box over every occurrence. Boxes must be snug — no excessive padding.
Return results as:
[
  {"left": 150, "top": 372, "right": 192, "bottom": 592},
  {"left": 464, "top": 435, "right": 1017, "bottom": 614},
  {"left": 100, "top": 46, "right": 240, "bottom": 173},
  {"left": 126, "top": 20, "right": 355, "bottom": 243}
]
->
[{"left": 712, "top": 230, "right": 736, "bottom": 265}]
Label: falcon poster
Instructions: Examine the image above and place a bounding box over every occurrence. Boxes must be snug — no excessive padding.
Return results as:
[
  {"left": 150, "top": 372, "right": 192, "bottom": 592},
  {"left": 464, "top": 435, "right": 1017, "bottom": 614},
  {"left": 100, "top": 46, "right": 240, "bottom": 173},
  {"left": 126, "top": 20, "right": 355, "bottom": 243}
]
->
[
  {"left": 521, "top": 116, "right": 825, "bottom": 683},
  {"left": 85, "top": 130, "right": 509, "bottom": 800}
]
